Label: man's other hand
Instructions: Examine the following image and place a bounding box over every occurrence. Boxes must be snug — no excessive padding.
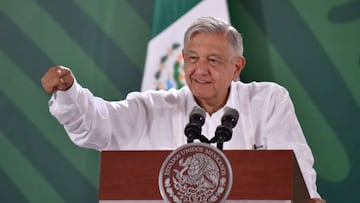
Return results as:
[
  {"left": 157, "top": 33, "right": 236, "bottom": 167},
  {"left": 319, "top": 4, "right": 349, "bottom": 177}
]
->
[{"left": 41, "top": 66, "right": 74, "bottom": 93}]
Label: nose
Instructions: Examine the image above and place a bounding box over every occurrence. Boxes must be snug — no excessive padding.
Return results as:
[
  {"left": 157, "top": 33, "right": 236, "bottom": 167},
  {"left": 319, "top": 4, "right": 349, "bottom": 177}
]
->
[{"left": 194, "top": 59, "right": 209, "bottom": 74}]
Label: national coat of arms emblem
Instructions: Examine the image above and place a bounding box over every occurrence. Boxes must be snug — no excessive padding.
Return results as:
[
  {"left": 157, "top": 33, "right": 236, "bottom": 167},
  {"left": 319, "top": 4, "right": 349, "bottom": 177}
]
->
[
  {"left": 159, "top": 143, "right": 232, "bottom": 203},
  {"left": 153, "top": 42, "right": 186, "bottom": 90}
]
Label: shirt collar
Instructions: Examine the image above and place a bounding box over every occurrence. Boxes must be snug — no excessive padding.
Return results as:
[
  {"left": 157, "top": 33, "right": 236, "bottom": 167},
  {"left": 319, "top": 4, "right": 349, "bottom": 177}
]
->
[{"left": 184, "top": 81, "right": 239, "bottom": 117}]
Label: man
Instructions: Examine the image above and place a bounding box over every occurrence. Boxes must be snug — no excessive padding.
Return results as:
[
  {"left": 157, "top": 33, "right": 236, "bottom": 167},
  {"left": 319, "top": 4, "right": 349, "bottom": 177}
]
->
[{"left": 41, "top": 17, "right": 325, "bottom": 203}]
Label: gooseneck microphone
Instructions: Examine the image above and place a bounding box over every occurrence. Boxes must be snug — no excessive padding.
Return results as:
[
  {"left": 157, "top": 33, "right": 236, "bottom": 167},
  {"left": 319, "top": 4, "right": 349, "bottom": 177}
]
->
[
  {"left": 184, "top": 106, "right": 207, "bottom": 143},
  {"left": 184, "top": 106, "right": 239, "bottom": 149},
  {"left": 211, "top": 107, "right": 239, "bottom": 150}
]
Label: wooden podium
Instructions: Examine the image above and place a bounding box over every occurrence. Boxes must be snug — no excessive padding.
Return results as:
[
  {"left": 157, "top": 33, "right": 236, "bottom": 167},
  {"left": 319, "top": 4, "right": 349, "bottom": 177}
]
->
[{"left": 99, "top": 150, "right": 310, "bottom": 202}]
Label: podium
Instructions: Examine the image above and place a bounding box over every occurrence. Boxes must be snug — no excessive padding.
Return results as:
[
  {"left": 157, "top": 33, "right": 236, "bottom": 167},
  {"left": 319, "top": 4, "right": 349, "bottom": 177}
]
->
[{"left": 99, "top": 150, "right": 310, "bottom": 202}]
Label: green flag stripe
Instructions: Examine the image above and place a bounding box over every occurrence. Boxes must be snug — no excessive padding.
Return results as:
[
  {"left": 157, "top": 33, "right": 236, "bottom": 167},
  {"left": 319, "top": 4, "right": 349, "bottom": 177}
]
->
[
  {"left": 0, "top": 49, "right": 99, "bottom": 188},
  {"left": 151, "top": 0, "right": 200, "bottom": 38},
  {"left": 36, "top": 0, "right": 142, "bottom": 93},
  {"left": 73, "top": 0, "right": 151, "bottom": 71},
  {"left": 0, "top": 0, "right": 123, "bottom": 100},
  {"left": 0, "top": 131, "right": 66, "bottom": 203}
]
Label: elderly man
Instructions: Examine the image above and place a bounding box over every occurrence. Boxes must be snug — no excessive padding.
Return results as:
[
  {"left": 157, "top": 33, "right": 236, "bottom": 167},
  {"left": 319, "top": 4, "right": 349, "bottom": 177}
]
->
[{"left": 41, "top": 17, "right": 325, "bottom": 203}]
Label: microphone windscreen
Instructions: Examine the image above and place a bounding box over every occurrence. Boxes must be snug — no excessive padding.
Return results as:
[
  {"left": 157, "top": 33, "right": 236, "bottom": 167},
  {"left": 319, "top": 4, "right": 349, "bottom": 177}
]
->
[
  {"left": 190, "top": 106, "right": 206, "bottom": 119},
  {"left": 223, "top": 107, "right": 239, "bottom": 127},
  {"left": 189, "top": 106, "right": 206, "bottom": 126}
]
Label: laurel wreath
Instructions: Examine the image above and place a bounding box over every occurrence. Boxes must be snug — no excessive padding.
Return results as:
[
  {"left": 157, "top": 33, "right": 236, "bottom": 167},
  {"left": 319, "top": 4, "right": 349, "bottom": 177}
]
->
[
  {"left": 154, "top": 43, "right": 185, "bottom": 90},
  {"left": 164, "top": 168, "right": 226, "bottom": 202}
]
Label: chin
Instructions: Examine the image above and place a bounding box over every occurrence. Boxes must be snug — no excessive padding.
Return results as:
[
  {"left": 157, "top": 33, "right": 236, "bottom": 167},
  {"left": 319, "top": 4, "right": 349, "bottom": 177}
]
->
[{"left": 193, "top": 92, "right": 213, "bottom": 100}]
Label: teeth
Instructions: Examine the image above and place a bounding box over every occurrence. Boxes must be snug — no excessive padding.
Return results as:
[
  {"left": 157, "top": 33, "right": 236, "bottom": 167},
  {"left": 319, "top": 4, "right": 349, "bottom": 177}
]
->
[{"left": 196, "top": 80, "right": 208, "bottom": 84}]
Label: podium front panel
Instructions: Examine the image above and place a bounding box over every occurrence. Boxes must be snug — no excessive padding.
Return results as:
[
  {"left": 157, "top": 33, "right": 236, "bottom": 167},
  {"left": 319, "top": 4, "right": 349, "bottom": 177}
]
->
[{"left": 99, "top": 150, "right": 308, "bottom": 202}]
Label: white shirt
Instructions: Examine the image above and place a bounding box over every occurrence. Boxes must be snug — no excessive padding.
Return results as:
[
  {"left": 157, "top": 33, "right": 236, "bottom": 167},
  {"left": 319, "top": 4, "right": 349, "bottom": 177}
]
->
[{"left": 49, "top": 80, "right": 321, "bottom": 199}]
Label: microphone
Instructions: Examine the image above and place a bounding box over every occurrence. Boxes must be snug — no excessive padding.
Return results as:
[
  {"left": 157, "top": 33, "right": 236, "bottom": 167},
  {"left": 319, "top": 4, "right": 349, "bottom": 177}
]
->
[
  {"left": 184, "top": 106, "right": 206, "bottom": 143},
  {"left": 211, "top": 107, "right": 239, "bottom": 150}
]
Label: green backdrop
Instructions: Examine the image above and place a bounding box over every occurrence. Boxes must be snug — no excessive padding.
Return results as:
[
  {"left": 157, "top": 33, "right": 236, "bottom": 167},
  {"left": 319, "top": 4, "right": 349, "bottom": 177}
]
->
[{"left": 0, "top": 0, "right": 359, "bottom": 202}]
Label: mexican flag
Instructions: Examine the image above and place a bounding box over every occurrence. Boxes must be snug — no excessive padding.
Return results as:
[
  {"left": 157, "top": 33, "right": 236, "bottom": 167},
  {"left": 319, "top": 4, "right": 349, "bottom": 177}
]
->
[{"left": 141, "top": 0, "right": 230, "bottom": 91}]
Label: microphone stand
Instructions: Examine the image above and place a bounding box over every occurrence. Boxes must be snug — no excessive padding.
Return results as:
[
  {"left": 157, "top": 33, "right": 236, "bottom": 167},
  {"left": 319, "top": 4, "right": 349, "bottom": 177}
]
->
[{"left": 217, "top": 142, "right": 224, "bottom": 151}]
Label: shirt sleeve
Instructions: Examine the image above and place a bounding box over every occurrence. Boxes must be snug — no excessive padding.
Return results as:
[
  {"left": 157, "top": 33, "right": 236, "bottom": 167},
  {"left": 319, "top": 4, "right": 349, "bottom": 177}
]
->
[
  {"left": 48, "top": 80, "right": 149, "bottom": 151},
  {"left": 263, "top": 85, "right": 321, "bottom": 199}
]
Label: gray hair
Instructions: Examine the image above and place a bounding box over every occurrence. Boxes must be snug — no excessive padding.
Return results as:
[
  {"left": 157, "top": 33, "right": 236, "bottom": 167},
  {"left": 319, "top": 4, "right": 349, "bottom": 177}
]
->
[{"left": 183, "top": 16, "right": 244, "bottom": 56}]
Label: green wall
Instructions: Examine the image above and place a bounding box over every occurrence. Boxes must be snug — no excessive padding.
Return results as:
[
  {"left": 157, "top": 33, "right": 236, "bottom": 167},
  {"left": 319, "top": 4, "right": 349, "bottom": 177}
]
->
[{"left": 0, "top": 0, "right": 358, "bottom": 202}]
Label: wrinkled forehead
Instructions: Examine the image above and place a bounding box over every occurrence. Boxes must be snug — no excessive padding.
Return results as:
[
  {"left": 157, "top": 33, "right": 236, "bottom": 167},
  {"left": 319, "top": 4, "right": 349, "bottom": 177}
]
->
[{"left": 184, "top": 32, "right": 237, "bottom": 58}]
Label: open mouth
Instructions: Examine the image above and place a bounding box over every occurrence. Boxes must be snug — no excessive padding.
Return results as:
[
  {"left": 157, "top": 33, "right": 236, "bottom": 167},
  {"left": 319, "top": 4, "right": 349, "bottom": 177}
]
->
[{"left": 194, "top": 79, "right": 211, "bottom": 84}]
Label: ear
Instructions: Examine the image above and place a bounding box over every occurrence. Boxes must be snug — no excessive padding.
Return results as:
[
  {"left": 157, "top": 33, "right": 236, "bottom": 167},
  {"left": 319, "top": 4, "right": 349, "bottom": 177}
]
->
[{"left": 233, "top": 56, "right": 246, "bottom": 80}]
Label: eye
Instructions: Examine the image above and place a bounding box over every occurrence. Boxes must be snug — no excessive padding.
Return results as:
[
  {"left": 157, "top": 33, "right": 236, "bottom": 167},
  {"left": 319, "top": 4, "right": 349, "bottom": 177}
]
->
[
  {"left": 208, "top": 57, "right": 221, "bottom": 66},
  {"left": 187, "top": 55, "right": 198, "bottom": 63}
]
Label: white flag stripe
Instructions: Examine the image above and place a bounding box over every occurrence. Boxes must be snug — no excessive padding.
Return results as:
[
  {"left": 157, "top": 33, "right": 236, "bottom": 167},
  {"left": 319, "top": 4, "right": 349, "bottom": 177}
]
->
[{"left": 141, "top": 0, "right": 229, "bottom": 91}]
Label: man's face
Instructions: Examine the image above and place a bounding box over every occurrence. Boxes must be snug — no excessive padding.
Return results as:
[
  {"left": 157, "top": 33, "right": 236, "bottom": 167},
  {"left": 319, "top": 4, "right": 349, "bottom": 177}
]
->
[{"left": 183, "top": 32, "right": 245, "bottom": 106}]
